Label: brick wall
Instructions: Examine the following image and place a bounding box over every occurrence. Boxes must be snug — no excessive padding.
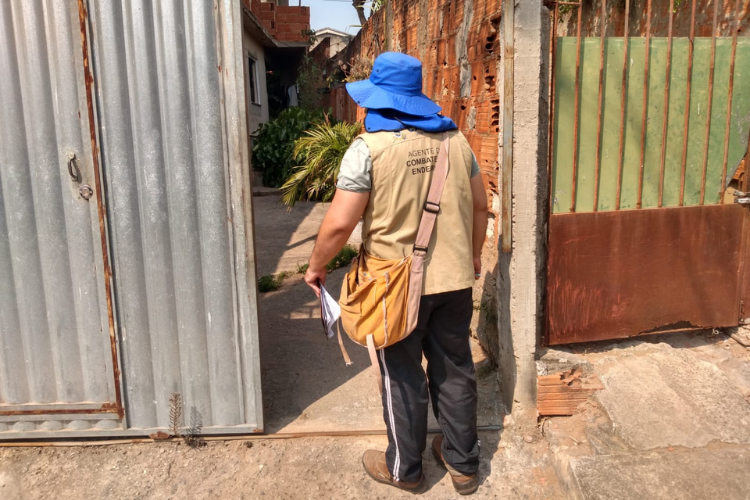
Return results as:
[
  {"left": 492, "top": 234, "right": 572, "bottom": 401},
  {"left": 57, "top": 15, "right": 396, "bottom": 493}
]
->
[
  {"left": 275, "top": 6, "right": 312, "bottom": 42},
  {"left": 330, "top": 0, "right": 503, "bottom": 196},
  {"left": 243, "top": 0, "right": 310, "bottom": 43},
  {"left": 260, "top": 2, "right": 277, "bottom": 37}
]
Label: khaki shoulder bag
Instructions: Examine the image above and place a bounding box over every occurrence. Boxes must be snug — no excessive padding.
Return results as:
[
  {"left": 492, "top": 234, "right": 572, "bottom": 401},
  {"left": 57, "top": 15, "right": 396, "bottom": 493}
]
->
[{"left": 337, "top": 132, "right": 450, "bottom": 372}]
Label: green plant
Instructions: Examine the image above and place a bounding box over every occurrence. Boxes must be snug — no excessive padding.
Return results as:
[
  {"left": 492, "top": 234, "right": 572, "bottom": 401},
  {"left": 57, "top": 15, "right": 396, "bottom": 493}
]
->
[
  {"left": 258, "top": 271, "right": 293, "bottom": 293},
  {"left": 281, "top": 119, "right": 362, "bottom": 207},
  {"left": 258, "top": 274, "right": 282, "bottom": 292},
  {"left": 296, "top": 55, "right": 326, "bottom": 112},
  {"left": 252, "top": 107, "right": 325, "bottom": 188},
  {"left": 302, "top": 29, "right": 317, "bottom": 46},
  {"left": 326, "top": 245, "right": 359, "bottom": 272},
  {"left": 343, "top": 57, "right": 373, "bottom": 83}
]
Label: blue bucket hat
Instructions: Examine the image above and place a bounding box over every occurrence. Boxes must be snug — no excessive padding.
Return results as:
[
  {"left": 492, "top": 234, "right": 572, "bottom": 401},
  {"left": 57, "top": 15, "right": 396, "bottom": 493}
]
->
[{"left": 346, "top": 52, "right": 441, "bottom": 116}]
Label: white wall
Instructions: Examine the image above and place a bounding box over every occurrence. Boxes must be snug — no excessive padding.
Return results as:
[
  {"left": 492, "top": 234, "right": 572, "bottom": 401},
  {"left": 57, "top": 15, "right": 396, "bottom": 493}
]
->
[{"left": 242, "top": 31, "right": 270, "bottom": 140}]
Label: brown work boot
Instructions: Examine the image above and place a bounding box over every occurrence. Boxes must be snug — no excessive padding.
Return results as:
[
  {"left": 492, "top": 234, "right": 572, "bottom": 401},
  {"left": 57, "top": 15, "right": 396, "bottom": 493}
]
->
[
  {"left": 431, "top": 435, "right": 479, "bottom": 495},
  {"left": 362, "top": 450, "right": 427, "bottom": 494}
]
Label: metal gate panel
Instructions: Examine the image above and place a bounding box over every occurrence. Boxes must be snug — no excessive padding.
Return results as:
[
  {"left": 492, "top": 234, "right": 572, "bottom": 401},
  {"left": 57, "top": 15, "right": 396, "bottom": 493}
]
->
[
  {"left": 546, "top": 0, "right": 750, "bottom": 346},
  {"left": 87, "top": 0, "right": 262, "bottom": 434},
  {"left": 0, "top": 0, "right": 120, "bottom": 434},
  {"left": 547, "top": 204, "right": 744, "bottom": 345},
  {"left": 552, "top": 37, "right": 750, "bottom": 213}
]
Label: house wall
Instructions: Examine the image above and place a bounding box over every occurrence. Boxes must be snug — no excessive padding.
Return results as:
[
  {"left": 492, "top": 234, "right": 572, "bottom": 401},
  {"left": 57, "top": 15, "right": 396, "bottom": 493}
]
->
[
  {"left": 242, "top": 31, "right": 270, "bottom": 138},
  {"left": 258, "top": 3, "right": 311, "bottom": 42},
  {"left": 310, "top": 32, "right": 353, "bottom": 55}
]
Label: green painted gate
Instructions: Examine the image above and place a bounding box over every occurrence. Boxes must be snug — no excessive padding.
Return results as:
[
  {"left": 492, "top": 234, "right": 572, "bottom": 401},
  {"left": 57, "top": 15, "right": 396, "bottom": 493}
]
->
[{"left": 546, "top": 0, "right": 750, "bottom": 345}]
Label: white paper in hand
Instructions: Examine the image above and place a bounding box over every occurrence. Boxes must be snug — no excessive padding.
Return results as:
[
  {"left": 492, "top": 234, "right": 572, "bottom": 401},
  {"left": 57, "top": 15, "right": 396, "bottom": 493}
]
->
[{"left": 319, "top": 285, "right": 341, "bottom": 339}]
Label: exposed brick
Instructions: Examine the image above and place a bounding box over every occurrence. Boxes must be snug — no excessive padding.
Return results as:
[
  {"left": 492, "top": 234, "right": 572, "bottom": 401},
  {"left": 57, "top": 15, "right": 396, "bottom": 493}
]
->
[{"left": 322, "top": 0, "right": 502, "bottom": 195}]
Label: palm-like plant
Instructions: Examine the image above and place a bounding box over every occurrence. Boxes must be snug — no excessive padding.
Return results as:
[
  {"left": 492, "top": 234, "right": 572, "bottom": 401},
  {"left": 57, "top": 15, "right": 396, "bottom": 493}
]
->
[{"left": 281, "top": 118, "right": 362, "bottom": 207}]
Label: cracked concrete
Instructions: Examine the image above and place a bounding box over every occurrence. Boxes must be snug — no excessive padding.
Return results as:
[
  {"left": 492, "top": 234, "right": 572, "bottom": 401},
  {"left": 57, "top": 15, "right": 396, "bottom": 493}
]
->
[{"left": 541, "top": 331, "right": 750, "bottom": 500}]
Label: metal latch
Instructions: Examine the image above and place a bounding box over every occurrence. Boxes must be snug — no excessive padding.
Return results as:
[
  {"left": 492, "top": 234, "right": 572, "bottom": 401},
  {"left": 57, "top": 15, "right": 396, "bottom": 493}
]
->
[{"left": 733, "top": 191, "right": 750, "bottom": 205}]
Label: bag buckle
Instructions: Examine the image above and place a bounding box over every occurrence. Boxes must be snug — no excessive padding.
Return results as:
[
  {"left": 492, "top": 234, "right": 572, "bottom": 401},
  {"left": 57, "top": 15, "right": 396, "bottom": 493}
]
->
[
  {"left": 413, "top": 244, "right": 429, "bottom": 254},
  {"left": 424, "top": 201, "right": 440, "bottom": 214}
]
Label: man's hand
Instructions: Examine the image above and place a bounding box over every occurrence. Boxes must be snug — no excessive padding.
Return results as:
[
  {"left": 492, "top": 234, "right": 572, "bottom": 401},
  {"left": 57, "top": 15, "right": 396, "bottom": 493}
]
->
[
  {"left": 473, "top": 256, "right": 481, "bottom": 280},
  {"left": 304, "top": 267, "right": 327, "bottom": 297},
  {"left": 305, "top": 189, "right": 369, "bottom": 297}
]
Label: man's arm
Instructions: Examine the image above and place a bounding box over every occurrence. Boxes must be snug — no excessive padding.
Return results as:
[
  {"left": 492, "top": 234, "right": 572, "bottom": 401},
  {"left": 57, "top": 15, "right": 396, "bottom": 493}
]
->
[
  {"left": 470, "top": 174, "right": 488, "bottom": 279},
  {"left": 304, "top": 189, "right": 370, "bottom": 296}
]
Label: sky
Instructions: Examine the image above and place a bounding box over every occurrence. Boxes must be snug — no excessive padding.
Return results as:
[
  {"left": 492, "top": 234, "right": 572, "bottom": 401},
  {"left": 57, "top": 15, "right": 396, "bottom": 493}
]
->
[{"left": 299, "top": 0, "right": 368, "bottom": 34}]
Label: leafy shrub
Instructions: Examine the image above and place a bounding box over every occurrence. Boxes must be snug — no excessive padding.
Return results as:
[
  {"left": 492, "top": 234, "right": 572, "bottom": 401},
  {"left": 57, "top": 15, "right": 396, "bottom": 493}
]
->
[
  {"left": 281, "top": 119, "right": 362, "bottom": 207},
  {"left": 296, "top": 55, "right": 326, "bottom": 112},
  {"left": 257, "top": 270, "right": 293, "bottom": 293},
  {"left": 327, "top": 245, "right": 359, "bottom": 272},
  {"left": 252, "top": 107, "right": 325, "bottom": 188}
]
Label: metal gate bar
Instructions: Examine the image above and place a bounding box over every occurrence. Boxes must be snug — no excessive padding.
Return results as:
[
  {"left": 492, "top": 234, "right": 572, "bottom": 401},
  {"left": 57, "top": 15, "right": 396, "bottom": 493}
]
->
[
  {"left": 550, "top": 0, "right": 750, "bottom": 214},
  {"left": 592, "top": 0, "right": 606, "bottom": 212},
  {"left": 76, "top": 0, "right": 124, "bottom": 420},
  {"left": 615, "top": 0, "right": 631, "bottom": 210},
  {"left": 679, "top": 0, "right": 698, "bottom": 206},
  {"left": 657, "top": 0, "right": 675, "bottom": 208},
  {"left": 701, "top": 0, "right": 720, "bottom": 204},
  {"left": 637, "top": 0, "right": 652, "bottom": 209},
  {"left": 720, "top": 0, "right": 743, "bottom": 203}
]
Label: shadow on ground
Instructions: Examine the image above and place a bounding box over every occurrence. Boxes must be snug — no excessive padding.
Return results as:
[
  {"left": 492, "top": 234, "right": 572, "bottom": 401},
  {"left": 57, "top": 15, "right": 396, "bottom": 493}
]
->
[{"left": 252, "top": 196, "right": 505, "bottom": 436}]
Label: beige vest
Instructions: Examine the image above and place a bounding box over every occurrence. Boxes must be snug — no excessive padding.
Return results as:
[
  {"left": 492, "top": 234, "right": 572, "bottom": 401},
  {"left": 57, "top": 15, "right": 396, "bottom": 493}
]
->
[{"left": 359, "top": 129, "right": 475, "bottom": 295}]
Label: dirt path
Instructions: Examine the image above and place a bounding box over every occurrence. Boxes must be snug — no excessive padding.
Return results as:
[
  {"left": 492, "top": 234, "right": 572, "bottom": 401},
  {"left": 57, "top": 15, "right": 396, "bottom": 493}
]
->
[{"left": 0, "top": 431, "right": 563, "bottom": 499}]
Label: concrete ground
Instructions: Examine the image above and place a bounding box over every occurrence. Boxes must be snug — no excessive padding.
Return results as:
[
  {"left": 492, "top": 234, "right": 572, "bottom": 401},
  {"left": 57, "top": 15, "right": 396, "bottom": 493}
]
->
[
  {"left": 251, "top": 195, "right": 362, "bottom": 278},
  {"left": 0, "top": 429, "right": 564, "bottom": 499},
  {"left": 253, "top": 196, "right": 503, "bottom": 434},
  {"left": 252, "top": 195, "right": 328, "bottom": 278},
  {"left": 539, "top": 330, "right": 750, "bottom": 500}
]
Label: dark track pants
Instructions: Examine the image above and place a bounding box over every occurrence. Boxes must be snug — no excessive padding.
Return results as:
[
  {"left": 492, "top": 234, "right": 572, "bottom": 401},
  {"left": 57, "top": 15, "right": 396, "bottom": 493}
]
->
[{"left": 377, "top": 287, "right": 479, "bottom": 483}]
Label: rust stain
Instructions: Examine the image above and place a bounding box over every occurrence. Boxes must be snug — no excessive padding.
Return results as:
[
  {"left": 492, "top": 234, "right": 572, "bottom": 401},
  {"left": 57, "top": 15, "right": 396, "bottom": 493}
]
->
[
  {"left": 0, "top": 404, "right": 120, "bottom": 417},
  {"left": 77, "top": 0, "right": 124, "bottom": 420},
  {"left": 556, "top": 0, "right": 750, "bottom": 38},
  {"left": 546, "top": 205, "right": 744, "bottom": 345}
]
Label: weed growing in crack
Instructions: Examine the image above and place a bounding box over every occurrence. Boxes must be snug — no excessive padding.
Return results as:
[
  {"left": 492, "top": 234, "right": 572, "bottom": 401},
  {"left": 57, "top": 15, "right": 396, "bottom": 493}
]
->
[{"left": 168, "top": 392, "right": 206, "bottom": 449}]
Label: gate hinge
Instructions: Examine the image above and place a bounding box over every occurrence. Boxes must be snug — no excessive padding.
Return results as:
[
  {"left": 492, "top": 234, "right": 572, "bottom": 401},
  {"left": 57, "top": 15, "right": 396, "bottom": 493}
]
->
[{"left": 733, "top": 191, "right": 750, "bottom": 205}]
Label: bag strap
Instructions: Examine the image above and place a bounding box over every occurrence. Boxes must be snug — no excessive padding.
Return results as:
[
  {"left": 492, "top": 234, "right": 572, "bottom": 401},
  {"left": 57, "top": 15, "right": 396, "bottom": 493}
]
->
[
  {"left": 413, "top": 132, "right": 451, "bottom": 255},
  {"left": 366, "top": 334, "right": 383, "bottom": 397},
  {"left": 336, "top": 321, "right": 352, "bottom": 366}
]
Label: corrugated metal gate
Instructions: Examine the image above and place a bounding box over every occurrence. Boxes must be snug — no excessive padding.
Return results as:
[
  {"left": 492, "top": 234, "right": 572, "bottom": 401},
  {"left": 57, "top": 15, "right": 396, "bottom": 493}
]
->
[
  {"left": 546, "top": 0, "right": 750, "bottom": 344},
  {"left": 0, "top": 0, "right": 262, "bottom": 439}
]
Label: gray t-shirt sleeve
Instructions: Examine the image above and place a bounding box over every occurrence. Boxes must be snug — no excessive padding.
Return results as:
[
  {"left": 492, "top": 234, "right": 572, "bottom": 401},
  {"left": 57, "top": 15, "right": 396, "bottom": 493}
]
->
[
  {"left": 470, "top": 151, "right": 480, "bottom": 178},
  {"left": 336, "top": 138, "right": 372, "bottom": 192}
]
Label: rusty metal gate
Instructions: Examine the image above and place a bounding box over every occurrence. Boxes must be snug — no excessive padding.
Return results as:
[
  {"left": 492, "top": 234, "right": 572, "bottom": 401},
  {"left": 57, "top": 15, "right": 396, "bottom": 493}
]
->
[
  {"left": 546, "top": 0, "right": 750, "bottom": 344},
  {"left": 0, "top": 0, "right": 262, "bottom": 440},
  {"left": 0, "top": 0, "right": 123, "bottom": 428}
]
